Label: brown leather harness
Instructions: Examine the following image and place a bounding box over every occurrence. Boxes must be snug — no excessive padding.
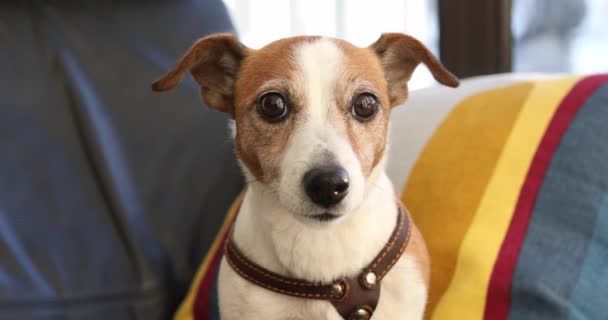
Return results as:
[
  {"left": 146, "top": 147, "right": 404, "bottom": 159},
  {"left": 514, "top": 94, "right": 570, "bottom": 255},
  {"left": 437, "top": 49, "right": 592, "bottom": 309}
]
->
[{"left": 224, "top": 207, "right": 411, "bottom": 320}]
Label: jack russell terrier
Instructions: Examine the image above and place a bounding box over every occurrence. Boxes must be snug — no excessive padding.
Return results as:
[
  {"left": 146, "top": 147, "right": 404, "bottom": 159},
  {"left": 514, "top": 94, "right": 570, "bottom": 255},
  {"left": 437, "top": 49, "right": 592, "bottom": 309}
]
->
[{"left": 153, "top": 33, "right": 458, "bottom": 320}]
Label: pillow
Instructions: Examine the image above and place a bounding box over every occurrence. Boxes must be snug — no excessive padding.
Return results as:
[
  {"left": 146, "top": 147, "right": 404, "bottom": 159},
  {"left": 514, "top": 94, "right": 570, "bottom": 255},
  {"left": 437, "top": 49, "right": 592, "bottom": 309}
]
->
[
  {"left": 176, "top": 74, "right": 608, "bottom": 320},
  {"left": 390, "top": 73, "right": 608, "bottom": 320}
]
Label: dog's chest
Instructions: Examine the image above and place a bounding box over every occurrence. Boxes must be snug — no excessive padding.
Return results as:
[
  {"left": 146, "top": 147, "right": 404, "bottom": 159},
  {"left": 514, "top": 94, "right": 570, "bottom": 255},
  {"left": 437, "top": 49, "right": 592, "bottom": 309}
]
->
[{"left": 217, "top": 253, "right": 427, "bottom": 320}]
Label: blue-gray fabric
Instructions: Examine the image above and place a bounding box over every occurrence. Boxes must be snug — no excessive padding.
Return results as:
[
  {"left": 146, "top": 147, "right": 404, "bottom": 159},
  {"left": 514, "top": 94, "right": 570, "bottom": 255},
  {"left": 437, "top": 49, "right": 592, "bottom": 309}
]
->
[
  {"left": 0, "top": 1, "right": 241, "bottom": 319},
  {"left": 508, "top": 84, "right": 608, "bottom": 320},
  {"left": 568, "top": 194, "right": 608, "bottom": 320}
]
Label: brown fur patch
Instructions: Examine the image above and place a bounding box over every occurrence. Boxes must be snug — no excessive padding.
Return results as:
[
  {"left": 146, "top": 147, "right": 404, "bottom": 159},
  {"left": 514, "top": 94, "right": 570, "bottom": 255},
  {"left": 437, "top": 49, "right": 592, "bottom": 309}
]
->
[
  {"left": 331, "top": 40, "right": 391, "bottom": 176},
  {"left": 233, "top": 37, "right": 321, "bottom": 182},
  {"left": 406, "top": 220, "right": 431, "bottom": 288}
]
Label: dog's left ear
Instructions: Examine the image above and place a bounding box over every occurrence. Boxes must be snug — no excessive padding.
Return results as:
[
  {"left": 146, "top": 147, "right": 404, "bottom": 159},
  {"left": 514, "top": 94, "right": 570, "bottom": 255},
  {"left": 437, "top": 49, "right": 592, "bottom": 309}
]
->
[
  {"left": 370, "top": 33, "right": 459, "bottom": 107},
  {"left": 151, "top": 33, "right": 249, "bottom": 116}
]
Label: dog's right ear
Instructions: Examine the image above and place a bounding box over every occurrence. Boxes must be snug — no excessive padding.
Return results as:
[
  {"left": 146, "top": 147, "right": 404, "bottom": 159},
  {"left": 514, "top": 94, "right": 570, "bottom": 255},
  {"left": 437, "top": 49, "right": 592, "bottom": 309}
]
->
[
  {"left": 370, "top": 33, "right": 459, "bottom": 107},
  {"left": 151, "top": 33, "right": 249, "bottom": 115}
]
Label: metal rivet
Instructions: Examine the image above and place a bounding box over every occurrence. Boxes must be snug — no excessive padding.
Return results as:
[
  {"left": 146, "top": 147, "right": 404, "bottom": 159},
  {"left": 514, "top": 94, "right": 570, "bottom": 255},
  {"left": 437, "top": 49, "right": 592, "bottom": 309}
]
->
[
  {"left": 350, "top": 308, "right": 371, "bottom": 320},
  {"left": 365, "top": 272, "right": 377, "bottom": 286},
  {"left": 331, "top": 283, "right": 344, "bottom": 296}
]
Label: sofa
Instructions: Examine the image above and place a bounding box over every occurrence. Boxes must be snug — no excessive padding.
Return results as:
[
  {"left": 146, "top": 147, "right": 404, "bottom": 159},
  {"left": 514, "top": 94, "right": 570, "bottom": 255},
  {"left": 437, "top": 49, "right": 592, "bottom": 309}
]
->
[{"left": 2, "top": 2, "right": 607, "bottom": 320}]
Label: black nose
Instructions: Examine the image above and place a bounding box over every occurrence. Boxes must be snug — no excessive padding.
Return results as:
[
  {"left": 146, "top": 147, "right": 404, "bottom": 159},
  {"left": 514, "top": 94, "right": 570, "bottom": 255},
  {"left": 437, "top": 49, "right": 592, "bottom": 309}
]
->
[{"left": 303, "top": 166, "right": 350, "bottom": 208}]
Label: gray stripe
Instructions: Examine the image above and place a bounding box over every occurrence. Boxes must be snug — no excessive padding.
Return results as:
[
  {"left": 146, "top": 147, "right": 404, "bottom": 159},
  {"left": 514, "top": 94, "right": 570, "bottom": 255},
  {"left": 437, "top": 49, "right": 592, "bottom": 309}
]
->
[
  {"left": 567, "top": 194, "right": 608, "bottom": 320},
  {"left": 508, "top": 84, "right": 608, "bottom": 320}
]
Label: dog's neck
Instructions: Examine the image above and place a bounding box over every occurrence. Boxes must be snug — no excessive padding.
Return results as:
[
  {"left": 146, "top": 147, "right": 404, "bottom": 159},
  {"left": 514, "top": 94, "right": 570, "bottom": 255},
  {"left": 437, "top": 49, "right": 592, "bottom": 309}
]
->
[{"left": 232, "top": 164, "right": 398, "bottom": 283}]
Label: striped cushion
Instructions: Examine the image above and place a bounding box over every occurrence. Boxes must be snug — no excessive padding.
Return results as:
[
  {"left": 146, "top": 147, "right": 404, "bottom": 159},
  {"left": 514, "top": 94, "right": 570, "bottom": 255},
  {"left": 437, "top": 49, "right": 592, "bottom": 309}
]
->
[
  {"left": 175, "top": 74, "right": 608, "bottom": 320},
  {"left": 392, "top": 74, "right": 608, "bottom": 320}
]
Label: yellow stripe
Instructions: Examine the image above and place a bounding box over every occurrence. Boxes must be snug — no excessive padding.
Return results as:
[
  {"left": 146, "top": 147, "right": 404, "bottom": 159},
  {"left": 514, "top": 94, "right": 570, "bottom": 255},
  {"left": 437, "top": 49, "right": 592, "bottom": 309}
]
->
[
  {"left": 431, "top": 77, "right": 580, "bottom": 319},
  {"left": 402, "top": 83, "right": 534, "bottom": 317},
  {"left": 173, "top": 189, "right": 246, "bottom": 320}
]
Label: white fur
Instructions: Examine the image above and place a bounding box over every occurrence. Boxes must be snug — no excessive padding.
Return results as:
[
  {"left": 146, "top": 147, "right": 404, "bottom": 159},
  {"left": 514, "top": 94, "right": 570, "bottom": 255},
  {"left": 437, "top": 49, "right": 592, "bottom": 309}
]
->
[
  {"left": 276, "top": 42, "right": 364, "bottom": 221},
  {"left": 218, "top": 39, "right": 427, "bottom": 319}
]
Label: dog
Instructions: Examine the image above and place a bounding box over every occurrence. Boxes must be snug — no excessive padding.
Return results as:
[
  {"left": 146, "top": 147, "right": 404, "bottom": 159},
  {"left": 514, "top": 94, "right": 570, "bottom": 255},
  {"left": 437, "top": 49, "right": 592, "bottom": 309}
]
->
[{"left": 153, "top": 33, "right": 458, "bottom": 320}]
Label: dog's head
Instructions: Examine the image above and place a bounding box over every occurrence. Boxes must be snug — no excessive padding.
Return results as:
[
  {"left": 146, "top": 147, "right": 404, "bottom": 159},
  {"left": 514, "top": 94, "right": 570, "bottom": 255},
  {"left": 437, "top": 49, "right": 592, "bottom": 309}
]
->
[{"left": 153, "top": 33, "right": 458, "bottom": 223}]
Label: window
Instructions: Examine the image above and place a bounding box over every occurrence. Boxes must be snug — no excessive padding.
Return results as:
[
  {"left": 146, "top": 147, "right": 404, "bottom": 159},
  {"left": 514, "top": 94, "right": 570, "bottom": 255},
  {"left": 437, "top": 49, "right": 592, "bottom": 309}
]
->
[
  {"left": 513, "top": 0, "right": 608, "bottom": 73},
  {"left": 222, "top": 0, "right": 439, "bottom": 89}
]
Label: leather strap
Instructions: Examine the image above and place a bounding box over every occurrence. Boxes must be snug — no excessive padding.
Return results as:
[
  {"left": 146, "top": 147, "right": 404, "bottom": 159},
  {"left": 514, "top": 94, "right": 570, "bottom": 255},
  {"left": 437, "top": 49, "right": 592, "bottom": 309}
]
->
[{"left": 225, "top": 207, "right": 411, "bottom": 319}]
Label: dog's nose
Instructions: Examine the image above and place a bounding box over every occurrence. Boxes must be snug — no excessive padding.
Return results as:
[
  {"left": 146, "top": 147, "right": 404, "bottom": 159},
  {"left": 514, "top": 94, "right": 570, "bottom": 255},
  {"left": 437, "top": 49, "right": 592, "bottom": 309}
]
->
[{"left": 303, "top": 166, "right": 350, "bottom": 208}]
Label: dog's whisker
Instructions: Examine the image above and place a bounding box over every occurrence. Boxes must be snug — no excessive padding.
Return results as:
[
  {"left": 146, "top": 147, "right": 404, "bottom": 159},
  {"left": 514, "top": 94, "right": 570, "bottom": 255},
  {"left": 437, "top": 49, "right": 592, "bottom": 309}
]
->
[
  {"left": 369, "top": 181, "right": 394, "bottom": 202},
  {"left": 288, "top": 228, "right": 304, "bottom": 263},
  {"left": 370, "top": 181, "right": 386, "bottom": 193},
  {"left": 362, "top": 153, "right": 374, "bottom": 167},
  {"left": 293, "top": 198, "right": 310, "bottom": 214},
  {"left": 323, "top": 103, "right": 332, "bottom": 126}
]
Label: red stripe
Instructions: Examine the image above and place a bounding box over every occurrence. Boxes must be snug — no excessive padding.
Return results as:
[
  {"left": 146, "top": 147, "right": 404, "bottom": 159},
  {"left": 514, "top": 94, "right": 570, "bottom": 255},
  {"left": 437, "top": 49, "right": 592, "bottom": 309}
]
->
[
  {"left": 483, "top": 74, "right": 608, "bottom": 320},
  {"left": 192, "top": 241, "right": 226, "bottom": 320},
  {"left": 192, "top": 215, "right": 238, "bottom": 320}
]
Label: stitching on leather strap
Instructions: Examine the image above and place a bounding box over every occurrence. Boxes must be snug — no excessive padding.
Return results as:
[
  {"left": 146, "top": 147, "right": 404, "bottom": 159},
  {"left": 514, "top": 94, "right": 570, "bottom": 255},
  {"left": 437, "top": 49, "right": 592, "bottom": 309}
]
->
[
  {"left": 359, "top": 208, "right": 409, "bottom": 289},
  {"left": 367, "top": 208, "right": 405, "bottom": 272},
  {"left": 226, "top": 240, "right": 328, "bottom": 288},
  {"left": 225, "top": 240, "right": 344, "bottom": 299},
  {"left": 225, "top": 252, "right": 338, "bottom": 299},
  {"left": 378, "top": 218, "right": 411, "bottom": 280}
]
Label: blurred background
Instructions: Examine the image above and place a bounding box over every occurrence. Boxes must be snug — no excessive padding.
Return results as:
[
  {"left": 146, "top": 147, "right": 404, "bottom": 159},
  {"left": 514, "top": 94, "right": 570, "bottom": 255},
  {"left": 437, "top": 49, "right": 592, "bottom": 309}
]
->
[{"left": 223, "top": 0, "right": 608, "bottom": 89}]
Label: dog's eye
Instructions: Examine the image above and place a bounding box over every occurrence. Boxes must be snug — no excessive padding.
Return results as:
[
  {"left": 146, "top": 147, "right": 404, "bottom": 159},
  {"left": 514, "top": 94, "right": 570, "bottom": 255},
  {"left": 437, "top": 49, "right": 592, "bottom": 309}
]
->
[
  {"left": 351, "top": 93, "right": 378, "bottom": 121},
  {"left": 258, "top": 92, "right": 288, "bottom": 122}
]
